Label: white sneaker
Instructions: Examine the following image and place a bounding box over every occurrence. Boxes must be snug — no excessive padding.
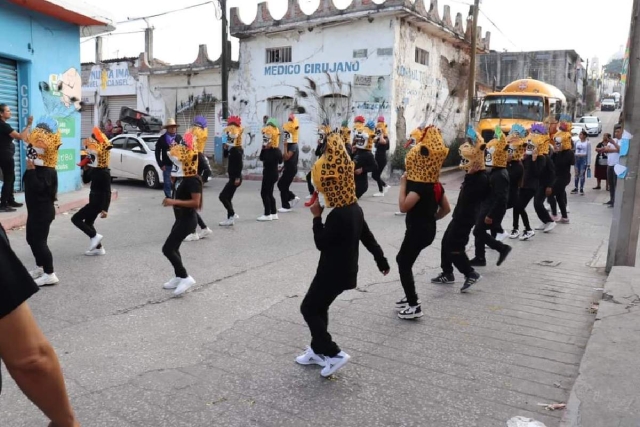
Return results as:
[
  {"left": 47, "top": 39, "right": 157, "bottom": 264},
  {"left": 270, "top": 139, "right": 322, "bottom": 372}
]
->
[
  {"left": 173, "top": 276, "right": 196, "bottom": 296},
  {"left": 233, "top": 214, "right": 240, "bottom": 219},
  {"left": 495, "top": 232, "right": 508, "bottom": 242},
  {"left": 383, "top": 185, "right": 391, "bottom": 194},
  {"left": 394, "top": 212, "right": 406, "bottom": 216},
  {"left": 184, "top": 232, "right": 200, "bottom": 242},
  {"left": 29, "top": 267, "right": 44, "bottom": 279},
  {"left": 566, "top": 207, "right": 571, "bottom": 213},
  {"left": 550, "top": 214, "right": 561, "bottom": 222},
  {"left": 508, "top": 230, "right": 520, "bottom": 239},
  {"left": 257, "top": 215, "right": 272, "bottom": 222},
  {"left": 219, "top": 218, "right": 235, "bottom": 227},
  {"left": 272, "top": 214, "right": 279, "bottom": 220},
  {"left": 85, "top": 247, "right": 106, "bottom": 256},
  {"left": 295, "top": 347, "right": 325, "bottom": 366},
  {"left": 305, "top": 194, "right": 312, "bottom": 200},
  {"left": 278, "top": 207, "right": 292, "bottom": 213},
  {"left": 163, "top": 277, "right": 181, "bottom": 290},
  {"left": 290, "top": 196, "right": 301, "bottom": 208},
  {"left": 35, "top": 273, "right": 59, "bottom": 287},
  {"left": 372, "top": 192, "right": 384, "bottom": 197},
  {"left": 534, "top": 224, "right": 546, "bottom": 231},
  {"left": 198, "top": 227, "right": 213, "bottom": 239},
  {"left": 320, "top": 351, "right": 351, "bottom": 377},
  {"left": 519, "top": 230, "right": 535, "bottom": 241},
  {"left": 543, "top": 222, "right": 557, "bottom": 233},
  {"left": 89, "top": 234, "right": 103, "bottom": 251}
]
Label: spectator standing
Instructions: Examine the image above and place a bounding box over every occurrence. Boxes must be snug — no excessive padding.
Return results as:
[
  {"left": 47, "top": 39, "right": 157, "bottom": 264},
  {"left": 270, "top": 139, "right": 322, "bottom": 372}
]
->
[
  {"left": 0, "top": 104, "right": 32, "bottom": 212},
  {"left": 597, "top": 130, "right": 620, "bottom": 208},
  {"left": 594, "top": 135, "right": 609, "bottom": 190},
  {"left": 155, "top": 119, "right": 182, "bottom": 198},
  {"left": 570, "top": 130, "right": 591, "bottom": 195}
]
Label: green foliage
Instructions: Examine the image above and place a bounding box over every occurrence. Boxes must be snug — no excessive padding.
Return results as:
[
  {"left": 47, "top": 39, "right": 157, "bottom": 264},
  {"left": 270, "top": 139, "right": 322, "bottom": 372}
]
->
[
  {"left": 390, "top": 143, "right": 409, "bottom": 172},
  {"left": 442, "top": 137, "right": 464, "bottom": 168}
]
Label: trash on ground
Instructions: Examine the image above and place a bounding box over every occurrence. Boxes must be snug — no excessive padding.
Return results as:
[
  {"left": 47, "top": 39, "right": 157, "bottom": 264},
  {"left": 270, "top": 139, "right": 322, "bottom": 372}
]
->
[
  {"left": 507, "top": 416, "right": 547, "bottom": 427},
  {"left": 537, "top": 402, "right": 566, "bottom": 411}
]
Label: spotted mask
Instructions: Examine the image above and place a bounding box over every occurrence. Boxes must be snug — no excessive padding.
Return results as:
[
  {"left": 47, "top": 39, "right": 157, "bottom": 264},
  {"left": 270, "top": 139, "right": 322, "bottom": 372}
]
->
[
  {"left": 507, "top": 124, "right": 527, "bottom": 161},
  {"left": 191, "top": 116, "right": 208, "bottom": 153},
  {"left": 459, "top": 126, "right": 486, "bottom": 172},
  {"left": 528, "top": 123, "right": 550, "bottom": 156},
  {"left": 554, "top": 115, "right": 573, "bottom": 152},
  {"left": 352, "top": 116, "right": 370, "bottom": 150},
  {"left": 168, "top": 132, "right": 199, "bottom": 177},
  {"left": 79, "top": 127, "right": 112, "bottom": 168},
  {"left": 261, "top": 118, "right": 280, "bottom": 149},
  {"left": 26, "top": 116, "right": 62, "bottom": 168},
  {"left": 485, "top": 127, "right": 509, "bottom": 168},
  {"left": 224, "top": 116, "right": 243, "bottom": 148},
  {"left": 283, "top": 114, "right": 299, "bottom": 144},
  {"left": 311, "top": 132, "right": 357, "bottom": 209},
  {"left": 405, "top": 125, "right": 449, "bottom": 183}
]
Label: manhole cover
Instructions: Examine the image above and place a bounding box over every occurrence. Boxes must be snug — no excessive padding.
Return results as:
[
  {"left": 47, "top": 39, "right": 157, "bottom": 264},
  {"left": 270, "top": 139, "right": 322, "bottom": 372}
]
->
[{"left": 537, "top": 260, "right": 561, "bottom": 267}]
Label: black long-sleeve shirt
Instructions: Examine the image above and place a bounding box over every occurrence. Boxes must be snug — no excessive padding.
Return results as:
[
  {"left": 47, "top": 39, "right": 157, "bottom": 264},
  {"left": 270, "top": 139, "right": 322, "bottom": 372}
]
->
[
  {"left": 155, "top": 133, "right": 182, "bottom": 168},
  {"left": 259, "top": 147, "right": 282, "bottom": 179},
  {"left": 284, "top": 143, "right": 299, "bottom": 173},
  {"left": 540, "top": 154, "right": 556, "bottom": 189},
  {"left": 83, "top": 167, "right": 112, "bottom": 212},
  {"left": 312, "top": 203, "right": 389, "bottom": 291},
  {"left": 452, "top": 171, "right": 490, "bottom": 226},
  {"left": 353, "top": 149, "right": 377, "bottom": 184},
  {"left": 481, "top": 167, "right": 509, "bottom": 220},
  {"left": 224, "top": 146, "right": 244, "bottom": 180},
  {"left": 553, "top": 150, "right": 575, "bottom": 181},
  {"left": 24, "top": 167, "right": 58, "bottom": 207},
  {"left": 521, "top": 156, "right": 545, "bottom": 190}
]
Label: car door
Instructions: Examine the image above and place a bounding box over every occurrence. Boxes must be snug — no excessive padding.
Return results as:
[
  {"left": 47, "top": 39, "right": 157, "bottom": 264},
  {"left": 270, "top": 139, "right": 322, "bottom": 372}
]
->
[
  {"left": 120, "top": 137, "right": 149, "bottom": 180},
  {"left": 109, "top": 136, "right": 127, "bottom": 177}
]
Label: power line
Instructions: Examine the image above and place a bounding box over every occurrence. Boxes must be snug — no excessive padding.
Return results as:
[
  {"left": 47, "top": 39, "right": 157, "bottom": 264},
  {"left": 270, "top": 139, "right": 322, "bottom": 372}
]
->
[
  {"left": 80, "top": 30, "right": 146, "bottom": 43},
  {"left": 478, "top": 8, "right": 519, "bottom": 50},
  {"left": 116, "top": 1, "right": 215, "bottom": 25}
]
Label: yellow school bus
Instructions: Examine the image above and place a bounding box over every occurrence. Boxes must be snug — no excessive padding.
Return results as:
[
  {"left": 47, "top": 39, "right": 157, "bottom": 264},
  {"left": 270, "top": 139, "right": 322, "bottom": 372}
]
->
[{"left": 477, "top": 78, "right": 567, "bottom": 141}]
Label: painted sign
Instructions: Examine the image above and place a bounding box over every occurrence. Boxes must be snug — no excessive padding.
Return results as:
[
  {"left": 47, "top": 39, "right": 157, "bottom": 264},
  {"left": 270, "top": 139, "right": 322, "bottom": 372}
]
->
[
  {"left": 56, "top": 117, "right": 76, "bottom": 138},
  {"left": 264, "top": 61, "right": 360, "bottom": 76},
  {"left": 82, "top": 63, "right": 136, "bottom": 96},
  {"left": 40, "top": 68, "right": 82, "bottom": 118},
  {"left": 56, "top": 149, "right": 76, "bottom": 172},
  {"left": 353, "top": 74, "right": 389, "bottom": 103}
]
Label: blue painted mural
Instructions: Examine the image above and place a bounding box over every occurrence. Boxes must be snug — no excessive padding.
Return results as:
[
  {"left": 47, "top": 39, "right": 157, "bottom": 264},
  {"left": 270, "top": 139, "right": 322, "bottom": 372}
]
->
[{"left": 0, "top": 1, "right": 83, "bottom": 194}]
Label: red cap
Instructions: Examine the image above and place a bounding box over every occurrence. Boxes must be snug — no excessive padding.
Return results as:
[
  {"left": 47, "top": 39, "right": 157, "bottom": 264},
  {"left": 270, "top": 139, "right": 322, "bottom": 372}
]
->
[{"left": 355, "top": 115, "right": 365, "bottom": 123}]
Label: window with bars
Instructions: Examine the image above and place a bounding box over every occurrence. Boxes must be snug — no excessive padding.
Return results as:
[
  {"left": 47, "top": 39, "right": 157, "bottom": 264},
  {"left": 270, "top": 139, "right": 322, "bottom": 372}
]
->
[
  {"left": 415, "top": 47, "right": 429, "bottom": 66},
  {"left": 353, "top": 49, "right": 368, "bottom": 58},
  {"left": 266, "top": 47, "right": 292, "bottom": 64}
]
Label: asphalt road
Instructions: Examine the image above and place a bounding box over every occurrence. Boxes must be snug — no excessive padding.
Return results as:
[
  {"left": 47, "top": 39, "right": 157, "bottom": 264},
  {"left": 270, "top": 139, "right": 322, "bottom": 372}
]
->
[{"left": 1, "top": 110, "right": 620, "bottom": 427}]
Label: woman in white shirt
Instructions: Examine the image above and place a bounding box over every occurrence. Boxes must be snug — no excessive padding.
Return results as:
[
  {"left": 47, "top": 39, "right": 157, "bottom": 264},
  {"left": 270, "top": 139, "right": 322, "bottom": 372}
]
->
[
  {"left": 596, "top": 129, "right": 621, "bottom": 207},
  {"left": 571, "top": 130, "right": 591, "bottom": 195}
]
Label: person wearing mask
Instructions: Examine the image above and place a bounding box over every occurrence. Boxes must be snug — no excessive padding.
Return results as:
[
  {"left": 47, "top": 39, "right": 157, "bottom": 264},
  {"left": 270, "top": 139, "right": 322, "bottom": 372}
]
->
[
  {"left": 278, "top": 114, "right": 300, "bottom": 213},
  {"left": 297, "top": 132, "right": 389, "bottom": 377},
  {"left": 161, "top": 132, "right": 202, "bottom": 296},
  {"left": 352, "top": 118, "right": 378, "bottom": 199},
  {"left": 431, "top": 129, "right": 489, "bottom": 292},
  {"left": 218, "top": 116, "right": 244, "bottom": 227},
  {"left": 549, "top": 118, "right": 575, "bottom": 223},
  {"left": 469, "top": 128, "right": 512, "bottom": 267},
  {"left": 257, "top": 118, "right": 283, "bottom": 221},
  {"left": 570, "top": 130, "right": 591, "bottom": 195},
  {"left": 155, "top": 119, "right": 182, "bottom": 198},
  {"left": 530, "top": 123, "right": 557, "bottom": 233},
  {"left": 0, "top": 104, "right": 32, "bottom": 212},
  {"left": 597, "top": 130, "right": 621, "bottom": 208},
  {"left": 0, "top": 223, "right": 80, "bottom": 427},
  {"left": 305, "top": 121, "right": 330, "bottom": 208},
  {"left": 594, "top": 134, "right": 609, "bottom": 190},
  {"left": 396, "top": 126, "right": 450, "bottom": 319},
  {"left": 372, "top": 116, "right": 391, "bottom": 197}
]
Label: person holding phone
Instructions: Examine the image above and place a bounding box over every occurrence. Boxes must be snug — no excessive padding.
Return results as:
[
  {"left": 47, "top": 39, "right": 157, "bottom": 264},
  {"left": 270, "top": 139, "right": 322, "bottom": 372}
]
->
[{"left": 597, "top": 131, "right": 621, "bottom": 207}]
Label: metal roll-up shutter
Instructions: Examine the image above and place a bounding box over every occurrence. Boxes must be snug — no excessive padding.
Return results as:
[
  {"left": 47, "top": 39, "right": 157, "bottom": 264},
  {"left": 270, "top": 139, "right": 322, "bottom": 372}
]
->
[
  {"left": 105, "top": 95, "right": 137, "bottom": 126},
  {"left": 0, "top": 57, "right": 21, "bottom": 191},
  {"left": 81, "top": 106, "right": 94, "bottom": 138}
]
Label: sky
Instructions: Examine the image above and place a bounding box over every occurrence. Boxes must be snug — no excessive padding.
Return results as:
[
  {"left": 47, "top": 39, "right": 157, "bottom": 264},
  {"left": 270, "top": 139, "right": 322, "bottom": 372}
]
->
[{"left": 79, "top": 0, "right": 632, "bottom": 68}]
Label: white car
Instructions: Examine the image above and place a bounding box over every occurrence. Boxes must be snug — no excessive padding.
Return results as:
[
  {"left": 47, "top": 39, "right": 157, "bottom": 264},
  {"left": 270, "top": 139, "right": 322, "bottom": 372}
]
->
[
  {"left": 109, "top": 133, "right": 165, "bottom": 189},
  {"left": 574, "top": 116, "right": 602, "bottom": 137},
  {"left": 571, "top": 126, "right": 582, "bottom": 146}
]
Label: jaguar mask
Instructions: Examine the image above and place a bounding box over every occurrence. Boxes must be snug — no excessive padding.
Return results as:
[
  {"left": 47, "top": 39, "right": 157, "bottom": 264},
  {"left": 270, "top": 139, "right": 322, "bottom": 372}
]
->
[
  {"left": 528, "top": 123, "right": 550, "bottom": 156},
  {"left": 224, "top": 116, "right": 243, "bottom": 148},
  {"left": 169, "top": 132, "right": 199, "bottom": 177},
  {"left": 554, "top": 115, "right": 573, "bottom": 151},
  {"left": 352, "top": 116, "right": 370, "bottom": 150},
  {"left": 191, "top": 116, "right": 208, "bottom": 153},
  {"left": 283, "top": 114, "right": 299, "bottom": 144},
  {"left": 459, "top": 126, "right": 486, "bottom": 172},
  {"left": 507, "top": 124, "right": 527, "bottom": 161},
  {"left": 485, "top": 126, "right": 509, "bottom": 168},
  {"left": 79, "top": 126, "right": 112, "bottom": 168},
  {"left": 26, "top": 116, "right": 62, "bottom": 168},
  {"left": 262, "top": 118, "right": 280, "bottom": 149},
  {"left": 405, "top": 125, "right": 449, "bottom": 183},
  {"left": 311, "top": 132, "right": 357, "bottom": 209}
]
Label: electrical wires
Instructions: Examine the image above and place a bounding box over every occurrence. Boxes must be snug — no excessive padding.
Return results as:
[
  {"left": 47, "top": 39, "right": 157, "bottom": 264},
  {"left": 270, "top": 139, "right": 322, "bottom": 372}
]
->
[{"left": 116, "top": 1, "right": 216, "bottom": 24}]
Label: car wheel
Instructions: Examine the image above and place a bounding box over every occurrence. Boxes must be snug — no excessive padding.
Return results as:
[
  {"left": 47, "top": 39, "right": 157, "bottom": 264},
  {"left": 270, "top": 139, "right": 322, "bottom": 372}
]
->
[{"left": 144, "top": 166, "right": 161, "bottom": 189}]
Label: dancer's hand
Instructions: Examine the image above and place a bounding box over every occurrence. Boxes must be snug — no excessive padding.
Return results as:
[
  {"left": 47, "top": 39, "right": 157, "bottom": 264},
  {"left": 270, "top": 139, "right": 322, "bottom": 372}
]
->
[
  {"left": 100, "top": 211, "right": 108, "bottom": 218},
  {"left": 48, "top": 422, "right": 80, "bottom": 427},
  {"left": 400, "top": 172, "right": 407, "bottom": 184},
  {"left": 309, "top": 199, "right": 323, "bottom": 218},
  {"left": 484, "top": 216, "right": 493, "bottom": 225},
  {"left": 27, "top": 116, "right": 33, "bottom": 126},
  {"left": 545, "top": 187, "right": 552, "bottom": 196},
  {"left": 355, "top": 168, "right": 363, "bottom": 175},
  {"left": 162, "top": 198, "right": 174, "bottom": 207},
  {"left": 26, "top": 159, "right": 35, "bottom": 170},
  {"left": 234, "top": 178, "right": 241, "bottom": 186}
]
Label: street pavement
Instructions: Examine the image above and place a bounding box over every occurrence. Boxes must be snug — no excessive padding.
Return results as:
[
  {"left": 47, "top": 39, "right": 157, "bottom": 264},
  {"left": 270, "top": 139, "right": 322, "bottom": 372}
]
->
[{"left": 0, "top": 111, "right": 621, "bottom": 427}]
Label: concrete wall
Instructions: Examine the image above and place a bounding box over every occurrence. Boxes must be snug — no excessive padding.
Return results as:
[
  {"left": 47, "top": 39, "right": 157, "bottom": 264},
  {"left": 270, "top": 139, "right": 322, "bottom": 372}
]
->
[{"left": 0, "top": 1, "right": 83, "bottom": 194}]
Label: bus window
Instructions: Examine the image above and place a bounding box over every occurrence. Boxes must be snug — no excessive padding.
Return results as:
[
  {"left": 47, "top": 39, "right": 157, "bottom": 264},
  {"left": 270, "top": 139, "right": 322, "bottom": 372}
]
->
[{"left": 480, "top": 96, "right": 545, "bottom": 122}]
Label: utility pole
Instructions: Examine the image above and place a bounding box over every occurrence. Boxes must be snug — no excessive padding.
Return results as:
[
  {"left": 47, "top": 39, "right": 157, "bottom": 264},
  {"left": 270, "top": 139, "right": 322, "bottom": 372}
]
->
[
  {"left": 465, "top": 0, "right": 480, "bottom": 130},
  {"left": 606, "top": 0, "right": 640, "bottom": 272},
  {"left": 220, "top": 0, "right": 229, "bottom": 121}
]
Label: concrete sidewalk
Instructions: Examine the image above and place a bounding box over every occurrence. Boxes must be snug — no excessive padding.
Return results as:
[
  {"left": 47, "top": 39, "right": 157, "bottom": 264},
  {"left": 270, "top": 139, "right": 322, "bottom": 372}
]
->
[
  {"left": 562, "top": 266, "right": 640, "bottom": 427},
  {"left": 0, "top": 188, "right": 118, "bottom": 230}
]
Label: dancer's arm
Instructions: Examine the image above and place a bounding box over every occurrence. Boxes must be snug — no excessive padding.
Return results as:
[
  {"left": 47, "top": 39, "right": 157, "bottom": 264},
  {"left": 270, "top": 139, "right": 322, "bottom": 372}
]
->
[
  {"left": 310, "top": 200, "right": 342, "bottom": 251},
  {"left": 435, "top": 194, "right": 451, "bottom": 221},
  {"left": 398, "top": 173, "right": 420, "bottom": 213},
  {"left": 360, "top": 219, "right": 390, "bottom": 274}
]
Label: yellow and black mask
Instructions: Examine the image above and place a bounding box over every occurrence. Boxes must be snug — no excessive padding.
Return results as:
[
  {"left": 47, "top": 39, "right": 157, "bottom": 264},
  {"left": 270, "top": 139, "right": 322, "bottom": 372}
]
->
[
  {"left": 224, "top": 116, "right": 243, "bottom": 148},
  {"left": 405, "top": 125, "right": 449, "bottom": 183},
  {"left": 311, "top": 132, "right": 357, "bottom": 208},
  {"left": 528, "top": 123, "right": 550, "bottom": 156},
  {"left": 283, "top": 114, "right": 299, "bottom": 144},
  {"left": 485, "top": 126, "right": 509, "bottom": 168},
  {"left": 459, "top": 126, "right": 486, "bottom": 172},
  {"left": 169, "top": 132, "right": 199, "bottom": 177},
  {"left": 191, "top": 116, "right": 208, "bottom": 154},
  {"left": 554, "top": 115, "right": 573, "bottom": 152},
  {"left": 79, "top": 126, "right": 112, "bottom": 168},
  {"left": 262, "top": 118, "right": 280, "bottom": 149},
  {"left": 26, "top": 116, "right": 62, "bottom": 168},
  {"left": 507, "top": 124, "right": 527, "bottom": 161}
]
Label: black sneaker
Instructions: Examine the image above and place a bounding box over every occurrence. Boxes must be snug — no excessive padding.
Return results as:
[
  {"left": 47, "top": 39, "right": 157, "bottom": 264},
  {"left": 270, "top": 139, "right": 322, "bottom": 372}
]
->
[
  {"left": 8, "top": 201, "right": 23, "bottom": 208},
  {"left": 469, "top": 258, "right": 486, "bottom": 267},
  {"left": 604, "top": 201, "right": 613, "bottom": 206},
  {"left": 395, "top": 296, "right": 421, "bottom": 311},
  {"left": 397, "top": 304, "right": 423, "bottom": 320},
  {"left": 431, "top": 272, "right": 455, "bottom": 284},
  {"left": 570, "top": 188, "right": 578, "bottom": 194},
  {"left": 497, "top": 245, "right": 512, "bottom": 266},
  {"left": 0, "top": 205, "right": 16, "bottom": 212},
  {"left": 579, "top": 189, "right": 584, "bottom": 196},
  {"left": 460, "top": 271, "right": 482, "bottom": 293}
]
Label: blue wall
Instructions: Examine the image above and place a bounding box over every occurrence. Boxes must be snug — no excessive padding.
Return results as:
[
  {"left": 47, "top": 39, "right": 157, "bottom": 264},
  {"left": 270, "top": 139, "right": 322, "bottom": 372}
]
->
[{"left": 0, "top": 0, "right": 82, "bottom": 194}]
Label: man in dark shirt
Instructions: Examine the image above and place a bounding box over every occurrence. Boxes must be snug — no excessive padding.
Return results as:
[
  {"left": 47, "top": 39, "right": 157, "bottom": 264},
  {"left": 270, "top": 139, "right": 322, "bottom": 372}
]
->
[
  {"left": 278, "top": 114, "right": 300, "bottom": 212},
  {"left": 155, "top": 119, "right": 182, "bottom": 198},
  {"left": 0, "top": 104, "right": 32, "bottom": 212}
]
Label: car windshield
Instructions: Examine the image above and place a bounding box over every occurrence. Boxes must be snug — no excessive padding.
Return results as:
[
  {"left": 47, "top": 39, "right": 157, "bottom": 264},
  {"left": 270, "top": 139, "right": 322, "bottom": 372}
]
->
[
  {"left": 480, "top": 96, "right": 545, "bottom": 121},
  {"left": 580, "top": 117, "right": 598, "bottom": 123},
  {"left": 142, "top": 137, "right": 158, "bottom": 150}
]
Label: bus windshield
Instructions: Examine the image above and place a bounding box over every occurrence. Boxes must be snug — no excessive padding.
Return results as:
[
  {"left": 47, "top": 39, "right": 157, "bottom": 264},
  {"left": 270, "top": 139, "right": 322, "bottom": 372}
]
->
[{"left": 480, "top": 96, "right": 545, "bottom": 122}]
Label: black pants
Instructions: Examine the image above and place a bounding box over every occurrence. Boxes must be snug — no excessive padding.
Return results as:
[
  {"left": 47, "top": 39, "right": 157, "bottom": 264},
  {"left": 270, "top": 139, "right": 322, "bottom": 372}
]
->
[
  {"left": 278, "top": 168, "right": 297, "bottom": 208},
  {"left": 0, "top": 156, "right": 15, "bottom": 205},
  {"left": 441, "top": 221, "right": 475, "bottom": 277},
  {"left": 196, "top": 213, "right": 206, "bottom": 229},
  {"left": 549, "top": 179, "right": 569, "bottom": 218},
  {"left": 534, "top": 186, "right": 553, "bottom": 224},
  {"left": 355, "top": 177, "right": 368, "bottom": 199},
  {"left": 198, "top": 153, "right": 211, "bottom": 182},
  {"left": 396, "top": 225, "right": 436, "bottom": 306},
  {"left": 513, "top": 188, "right": 535, "bottom": 231},
  {"left": 608, "top": 166, "right": 617, "bottom": 204},
  {"left": 306, "top": 171, "right": 314, "bottom": 195},
  {"left": 474, "top": 213, "right": 507, "bottom": 260},
  {"left": 219, "top": 178, "right": 240, "bottom": 219},
  {"left": 300, "top": 278, "right": 344, "bottom": 358},
  {"left": 372, "top": 154, "right": 387, "bottom": 192},
  {"left": 71, "top": 204, "right": 102, "bottom": 246},
  {"left": 261, "top": 173, "right": 278, "bottom": 215},
  {"left": 162, "top": 213, "right": 196, "bottom": 279},
  {"left": 26, "top": 204, "right": 55, "bottom": 274}
]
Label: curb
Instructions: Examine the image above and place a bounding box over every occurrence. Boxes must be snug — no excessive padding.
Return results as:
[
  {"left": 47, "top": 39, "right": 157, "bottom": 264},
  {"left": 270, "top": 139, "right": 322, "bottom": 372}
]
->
[{"left": 0, "top": 190, "right": 119, "bottom": 231}]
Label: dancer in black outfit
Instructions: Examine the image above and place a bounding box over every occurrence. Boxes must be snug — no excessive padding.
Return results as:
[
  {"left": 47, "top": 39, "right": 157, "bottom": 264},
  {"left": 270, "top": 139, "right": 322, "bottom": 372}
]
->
[
  {"left": 278, "top": 114, "right": 300, "bottom": 213},
  {"left": 530, "top": 123, "right": 557, "bottom": 233},
  {"left": 296, "top": 132, "right": 389, "bottom": 378},
  {"left": 353, "top": 119, "right": 378, "bottom": 199},
  {"left": 305, "top": 122, "right": 329, "bottom": 207},
  {"left": 548, "top": 117, "right": 575, "bottom": 224},
  {"left": 511, "top": 136, "right": 545, "bottom": 241},
  {"left": 219, "top": 116, "right": 244, "bottom": 227},
  {"left": 257, "top": 118, "right": 282, "bottom": 222},
  {"left": 73, "top": 127, "right": 112, "bottom": 256},
  {"left": 372, "top": 116, "right": 391, "bottom": 197}
]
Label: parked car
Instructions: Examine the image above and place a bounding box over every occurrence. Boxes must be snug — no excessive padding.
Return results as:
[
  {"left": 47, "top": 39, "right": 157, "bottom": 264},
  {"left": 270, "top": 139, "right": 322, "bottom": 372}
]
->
[
  {"left": 573, "top": 116, "right": 602, "bottom": 136},
  {"left": 601, "top": 99, "right": 616, "bottom": 111},
  {"left": 110, "top": 133, "right": 164, "bottom": 189}
]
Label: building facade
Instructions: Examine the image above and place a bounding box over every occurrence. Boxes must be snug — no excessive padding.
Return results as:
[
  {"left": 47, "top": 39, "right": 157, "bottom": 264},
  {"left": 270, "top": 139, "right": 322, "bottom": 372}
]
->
[
  {"left": 478, "top": 50, "right": 585, "bottom": 118},
  {"left": 230, "top": 0, "right": 490, "bottom": 173},
  {"left": 0, "top": 0, "right": 113, "bottom": 194}
]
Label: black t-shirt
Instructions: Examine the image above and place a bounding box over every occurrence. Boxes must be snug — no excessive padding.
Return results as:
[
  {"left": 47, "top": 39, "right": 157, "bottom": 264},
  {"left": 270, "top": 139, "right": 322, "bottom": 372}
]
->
[
  {"left": 452, "top": 171, "right": 490, "bottom": 225},
  {"left": 284, "top": 143, "right": 299, "bottom": 172},
  {"left": 0, "top": 120, "right": 15, "bottom": 157},
  {"left": 172, "top": 176, "right": 202, "bottom": 219},
  {"left": 0, "top": 224, "right": 39, "bottom": 319},
  {"left": 405, "top": 180, "right": 441, "bottom": 229}
]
